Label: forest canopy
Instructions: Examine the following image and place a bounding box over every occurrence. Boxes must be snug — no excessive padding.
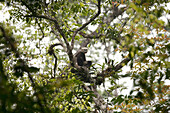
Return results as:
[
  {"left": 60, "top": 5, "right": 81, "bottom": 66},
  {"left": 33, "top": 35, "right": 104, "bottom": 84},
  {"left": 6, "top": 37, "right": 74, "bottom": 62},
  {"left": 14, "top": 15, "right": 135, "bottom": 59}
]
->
[{"left": 0, "top": 0, "right": 169, "bottom": 112}]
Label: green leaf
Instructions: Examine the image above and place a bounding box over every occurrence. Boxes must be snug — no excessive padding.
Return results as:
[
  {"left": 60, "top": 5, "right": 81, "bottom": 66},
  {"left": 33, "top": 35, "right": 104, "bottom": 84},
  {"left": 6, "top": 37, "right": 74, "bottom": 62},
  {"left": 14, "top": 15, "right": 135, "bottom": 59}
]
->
[{"left": 27, "top": 66, "right": 40, "bottom": 73}]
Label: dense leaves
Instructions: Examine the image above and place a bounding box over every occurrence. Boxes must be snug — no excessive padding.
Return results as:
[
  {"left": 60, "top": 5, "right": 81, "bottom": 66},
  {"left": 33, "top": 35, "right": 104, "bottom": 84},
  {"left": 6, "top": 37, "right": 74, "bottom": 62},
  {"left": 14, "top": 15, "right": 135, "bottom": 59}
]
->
[{"left": 0, "top": 0, "right": 169, "bottom": 112}]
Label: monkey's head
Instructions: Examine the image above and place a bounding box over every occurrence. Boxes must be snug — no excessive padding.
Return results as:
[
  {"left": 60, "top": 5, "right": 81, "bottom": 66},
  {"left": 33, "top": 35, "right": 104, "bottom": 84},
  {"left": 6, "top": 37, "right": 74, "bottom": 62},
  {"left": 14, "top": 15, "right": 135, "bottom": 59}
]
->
[{"left": 80, "top": 47, "right": 88, "bottom": 53}]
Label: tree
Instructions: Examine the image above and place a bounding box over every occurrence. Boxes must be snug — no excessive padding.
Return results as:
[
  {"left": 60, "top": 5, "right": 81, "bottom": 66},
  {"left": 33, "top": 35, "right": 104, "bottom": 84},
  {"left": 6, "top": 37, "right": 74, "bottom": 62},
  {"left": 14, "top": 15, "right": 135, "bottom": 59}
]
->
[{"left": 0, "top": 0, "right": 169, "bottom": 112}]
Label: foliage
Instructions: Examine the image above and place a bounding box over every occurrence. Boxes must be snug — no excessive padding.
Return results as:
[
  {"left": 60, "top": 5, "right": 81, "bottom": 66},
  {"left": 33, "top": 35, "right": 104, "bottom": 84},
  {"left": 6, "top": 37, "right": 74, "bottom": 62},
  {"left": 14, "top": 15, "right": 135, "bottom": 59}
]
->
[{"left": 0, "top": 0, "right": 169, "bottom": 112}]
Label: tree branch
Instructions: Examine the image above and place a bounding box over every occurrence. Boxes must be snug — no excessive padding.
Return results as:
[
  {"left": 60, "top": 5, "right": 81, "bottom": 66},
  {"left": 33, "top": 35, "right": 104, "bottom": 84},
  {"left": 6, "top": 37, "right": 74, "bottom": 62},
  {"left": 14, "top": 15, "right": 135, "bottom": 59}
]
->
[
  {"left": 71, "top": 0, "right": 101, "bottom": 49},
  {"left": 79, "top": 31, "right": 103, "bottom": 39},
  {"left": 83, "top": 85, "right": 107, "bottom": 112},
  {"left": 95, "top": 58, "right": 131, "bottom": 85},
  {"left": 21, "top": 0, "right": 36, "bottom": 14},
  {"left": 114, "top": 58, "right": 130, "bottom": 72},
  {"left": 51, "top": 25, "right": 66, "bottom": 50},
  {"left": 24, "top": 14, "right": 74, "bottom": 62}
]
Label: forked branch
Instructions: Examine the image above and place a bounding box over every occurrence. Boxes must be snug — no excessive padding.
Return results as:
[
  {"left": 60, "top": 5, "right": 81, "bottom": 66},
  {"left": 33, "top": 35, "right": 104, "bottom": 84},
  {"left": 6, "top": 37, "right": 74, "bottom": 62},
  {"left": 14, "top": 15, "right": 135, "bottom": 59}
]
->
[{"left": 71, "top": 0, "right": 101, "bottom": 49}]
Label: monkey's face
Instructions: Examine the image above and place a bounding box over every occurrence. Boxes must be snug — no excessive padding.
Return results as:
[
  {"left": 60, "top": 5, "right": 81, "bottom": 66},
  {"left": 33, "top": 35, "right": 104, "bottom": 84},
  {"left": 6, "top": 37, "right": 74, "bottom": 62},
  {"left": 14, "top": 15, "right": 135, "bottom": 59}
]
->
[
  {"left": 81, "top": 47, "right": 88, "bottom": 53},
  {"left": 83, "top": 49, "right": 87, "bottom": 53}
]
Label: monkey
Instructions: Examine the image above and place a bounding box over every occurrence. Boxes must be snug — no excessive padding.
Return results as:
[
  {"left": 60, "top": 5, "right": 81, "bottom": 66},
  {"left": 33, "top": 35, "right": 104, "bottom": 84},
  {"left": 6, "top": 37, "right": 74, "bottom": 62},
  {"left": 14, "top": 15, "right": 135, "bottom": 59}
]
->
[
  {"left": 75, "top": 47, "right": 92, "bottom": 67},
  {"left": 76, "top": 52, "right": 86, "bottom": 66},
  {"left": 71, "top": 47, "right": 92, "bottom": 83}
]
